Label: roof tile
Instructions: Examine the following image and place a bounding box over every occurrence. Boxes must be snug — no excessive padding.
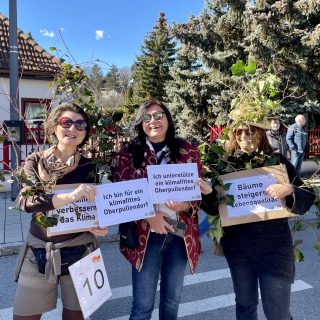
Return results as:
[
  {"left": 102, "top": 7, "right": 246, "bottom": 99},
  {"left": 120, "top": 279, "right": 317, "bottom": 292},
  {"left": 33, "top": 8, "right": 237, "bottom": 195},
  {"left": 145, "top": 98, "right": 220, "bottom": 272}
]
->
[{"left": 0, "top": 13, "right": 60, "bottom": 78}]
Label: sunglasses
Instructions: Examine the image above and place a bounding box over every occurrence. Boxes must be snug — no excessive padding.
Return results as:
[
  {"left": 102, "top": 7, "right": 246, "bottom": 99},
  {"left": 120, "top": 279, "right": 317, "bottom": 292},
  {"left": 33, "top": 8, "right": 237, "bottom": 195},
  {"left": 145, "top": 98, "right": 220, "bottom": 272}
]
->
[
  {"left": 58, "top": 117, "right": 87, "bottom": 131},
  {"left": 235, "top": 128, "right": 256, "bottom": 136},
  {"left": 142, "top": 111, "right": 165, "bottom": 123}
]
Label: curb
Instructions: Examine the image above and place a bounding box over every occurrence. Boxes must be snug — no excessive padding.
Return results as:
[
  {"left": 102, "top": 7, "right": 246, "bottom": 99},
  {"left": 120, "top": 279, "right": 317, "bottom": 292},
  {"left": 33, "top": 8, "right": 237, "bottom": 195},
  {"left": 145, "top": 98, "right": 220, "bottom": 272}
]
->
[{"left": 0, "top": 233, "right": 120, "bottom": 257}]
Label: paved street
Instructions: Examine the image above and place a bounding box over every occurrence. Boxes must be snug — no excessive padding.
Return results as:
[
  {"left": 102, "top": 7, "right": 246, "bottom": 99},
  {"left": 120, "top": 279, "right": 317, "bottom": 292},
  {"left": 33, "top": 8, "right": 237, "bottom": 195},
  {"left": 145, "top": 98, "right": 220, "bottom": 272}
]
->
[
  {"left": 0, "top": 158, "right": 319, "bottom": 319},
  {"left": 1, "top": 221, "right": 320, "bottom": 320}
]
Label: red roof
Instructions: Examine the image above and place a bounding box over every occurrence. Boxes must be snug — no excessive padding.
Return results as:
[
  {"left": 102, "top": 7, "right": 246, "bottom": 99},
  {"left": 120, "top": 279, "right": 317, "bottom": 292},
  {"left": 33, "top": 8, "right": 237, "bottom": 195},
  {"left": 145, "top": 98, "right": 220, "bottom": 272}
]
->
[{"left": 0, "top": 13, "right": 60, "bottom": 78}]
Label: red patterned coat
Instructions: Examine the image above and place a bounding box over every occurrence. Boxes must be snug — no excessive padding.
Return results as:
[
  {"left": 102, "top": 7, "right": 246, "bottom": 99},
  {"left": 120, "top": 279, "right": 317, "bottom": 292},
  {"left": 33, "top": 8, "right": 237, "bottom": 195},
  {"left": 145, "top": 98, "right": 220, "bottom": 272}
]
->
[{"left": 112, "top": 139, "right": 202, "bottom": 273}]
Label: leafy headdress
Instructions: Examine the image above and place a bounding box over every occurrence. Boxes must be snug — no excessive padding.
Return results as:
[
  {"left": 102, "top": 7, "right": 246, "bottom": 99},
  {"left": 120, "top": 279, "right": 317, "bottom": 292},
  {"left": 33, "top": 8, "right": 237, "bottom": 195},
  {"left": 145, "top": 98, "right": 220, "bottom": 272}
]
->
[{"left": 228, "top": 60, "right": 283, "bottom": 130}]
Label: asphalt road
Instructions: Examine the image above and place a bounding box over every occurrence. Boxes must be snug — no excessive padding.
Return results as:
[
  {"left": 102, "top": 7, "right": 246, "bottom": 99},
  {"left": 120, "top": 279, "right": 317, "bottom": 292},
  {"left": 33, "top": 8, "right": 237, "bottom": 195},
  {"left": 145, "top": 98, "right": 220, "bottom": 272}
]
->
[{"left": 1, "top": 221, "right": 320, "bottom": 320}]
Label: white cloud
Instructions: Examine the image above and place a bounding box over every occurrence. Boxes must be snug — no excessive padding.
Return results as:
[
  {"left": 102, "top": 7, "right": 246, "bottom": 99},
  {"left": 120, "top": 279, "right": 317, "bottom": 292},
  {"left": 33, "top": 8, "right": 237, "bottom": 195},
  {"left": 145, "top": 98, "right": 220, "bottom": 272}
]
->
[
  {"left": 95, "top": 30, "right": 104, "bottom": 40},
  {"left": 40, "top": 29, "right": 55, "bottom": 38}
]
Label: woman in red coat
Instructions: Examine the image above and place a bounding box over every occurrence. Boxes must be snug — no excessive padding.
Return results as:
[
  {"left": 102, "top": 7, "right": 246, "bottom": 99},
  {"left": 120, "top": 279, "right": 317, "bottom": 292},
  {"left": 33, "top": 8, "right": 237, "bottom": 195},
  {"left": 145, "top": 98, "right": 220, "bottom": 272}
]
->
[{"left": 112, "top": 100, "right": 202, "bottom": 320}]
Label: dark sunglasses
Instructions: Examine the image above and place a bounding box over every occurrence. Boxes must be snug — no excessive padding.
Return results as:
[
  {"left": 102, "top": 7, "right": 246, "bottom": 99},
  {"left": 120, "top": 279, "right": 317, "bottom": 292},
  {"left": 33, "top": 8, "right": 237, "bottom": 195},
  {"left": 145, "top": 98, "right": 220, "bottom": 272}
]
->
[
  {"left": 235, "top": 127, "right": 256, "bottom": 136},
  {"left": 58, "top": 117, "right": 87, "bottom": 131},
  {"left": 142, "top": 111, "right": 165, "bottom": 123}
]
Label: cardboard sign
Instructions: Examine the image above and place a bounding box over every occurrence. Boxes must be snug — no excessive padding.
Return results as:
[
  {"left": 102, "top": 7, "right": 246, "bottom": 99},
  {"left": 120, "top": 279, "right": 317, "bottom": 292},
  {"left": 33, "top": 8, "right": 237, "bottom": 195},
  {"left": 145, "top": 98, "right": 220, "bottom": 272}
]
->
[
  {"left": 47, "top": 184, "right": 99, "bottom": 236},
  {"left": 218, "top": 165, "right": 297, "bottom": 226},
  {"left": 95, "top": 178, "right": 154, "bottom": 227},
  {"left": 147, "top": 163, "right": 202, "bottom": 203},
  {"left": 69, "top": 248, "right": 111, "bottom": 319}
]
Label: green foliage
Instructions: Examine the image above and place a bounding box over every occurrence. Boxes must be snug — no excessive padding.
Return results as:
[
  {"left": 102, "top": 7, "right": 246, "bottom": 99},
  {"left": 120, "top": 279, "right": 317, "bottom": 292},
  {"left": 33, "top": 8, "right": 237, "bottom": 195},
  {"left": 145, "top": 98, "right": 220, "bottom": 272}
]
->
[
  {"left": 35, "top": 213, "right": 59, "bottom": 228},
  {"left": 165, "top": 0, "right": 320, "bottom": 142},
  {"left": 229, "top": 60, "right": 284, "bottom": 125},
  {"left": 88, "top": 64, "right": 105, "bottom": 90},
  {"left": 104, "top": 65, "right": 121, "bottom": 92},
  {"left": 293, "top": 246, "right": 304, "bottom": 263},
  {"left": 128, "top": 12, "right": 176, "bottom": 113},
  {"left": 207, "top": 215, "right": 224, "bottom": 243}
]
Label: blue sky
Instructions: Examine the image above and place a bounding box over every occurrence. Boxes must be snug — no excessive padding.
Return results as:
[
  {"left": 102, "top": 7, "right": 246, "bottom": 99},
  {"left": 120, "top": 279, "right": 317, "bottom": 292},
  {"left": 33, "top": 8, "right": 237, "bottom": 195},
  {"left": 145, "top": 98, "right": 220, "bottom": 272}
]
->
[{"left": 1, "top": 1, "right": 204, "bottom": 72}]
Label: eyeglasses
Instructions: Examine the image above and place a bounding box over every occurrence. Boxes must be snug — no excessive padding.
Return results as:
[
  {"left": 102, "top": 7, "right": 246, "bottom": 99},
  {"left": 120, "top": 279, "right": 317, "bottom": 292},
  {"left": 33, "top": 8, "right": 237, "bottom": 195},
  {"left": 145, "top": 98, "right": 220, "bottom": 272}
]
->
[
  {"left": 142, "top": 111, "right": 165, "bottom": 123},
  {"left": 235, "top": 128, "right": 256, "bottom": 136},
  {"left": 57, "top": 117, "right": 87, "bottom": 131}
]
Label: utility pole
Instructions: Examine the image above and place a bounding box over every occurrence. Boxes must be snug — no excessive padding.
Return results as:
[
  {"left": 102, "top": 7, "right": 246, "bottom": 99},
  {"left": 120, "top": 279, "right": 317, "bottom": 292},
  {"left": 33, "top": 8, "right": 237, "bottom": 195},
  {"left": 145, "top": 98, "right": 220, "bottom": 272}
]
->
[{"left": 9, "top": 0, "right": 21, "bottom": 200}]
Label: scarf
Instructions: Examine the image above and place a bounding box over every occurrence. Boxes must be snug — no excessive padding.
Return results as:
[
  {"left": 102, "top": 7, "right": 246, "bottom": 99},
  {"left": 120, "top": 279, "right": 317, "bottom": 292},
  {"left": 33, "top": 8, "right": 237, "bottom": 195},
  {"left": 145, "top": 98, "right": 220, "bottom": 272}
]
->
[{"left": 38, "top": 145, "right": 81, "bottom": 185}]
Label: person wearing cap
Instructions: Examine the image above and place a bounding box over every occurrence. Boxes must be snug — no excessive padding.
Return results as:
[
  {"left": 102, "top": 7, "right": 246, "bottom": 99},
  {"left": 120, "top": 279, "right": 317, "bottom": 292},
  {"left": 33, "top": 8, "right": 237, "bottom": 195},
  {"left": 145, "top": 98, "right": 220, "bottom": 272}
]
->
[
  {"left": 286, "top": 115, "right": 307, "bottom": 175},
  {"left": 198, "top": 119, "right": 315, "bottom": 320}
]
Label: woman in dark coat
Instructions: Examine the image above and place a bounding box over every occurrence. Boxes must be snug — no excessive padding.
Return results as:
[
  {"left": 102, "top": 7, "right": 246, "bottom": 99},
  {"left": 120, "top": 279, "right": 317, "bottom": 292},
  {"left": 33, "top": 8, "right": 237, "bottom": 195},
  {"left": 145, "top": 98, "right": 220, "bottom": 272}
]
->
[{"left": 198, "top": 122, "right": 315, "bottom": 320}]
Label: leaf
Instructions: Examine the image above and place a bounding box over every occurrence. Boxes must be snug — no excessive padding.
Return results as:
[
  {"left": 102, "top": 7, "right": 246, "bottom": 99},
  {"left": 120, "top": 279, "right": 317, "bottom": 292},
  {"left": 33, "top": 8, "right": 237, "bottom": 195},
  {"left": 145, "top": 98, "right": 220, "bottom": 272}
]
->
[
  {"left": 293, "top": 220, "right": 304, "bottom": 232},
  {"left": 224, "top": 194, "right": 235, "bottom": 206},
  {"left": 245, "top": 162, "right": 252, "bottom": 170},
  {"left": 221, "top": 128, "right": 230, "bottom": 140},
  {"left": 210, "top": 144, "right": 226, "bottom": 155},
  {"left": 293, "top": 247, "right": 304, "bottom": 263},
  {"left": 49, "top": 46, "right": 56, "bottom": 51},
  {"left": 223, "top": 183, "right": 232, "bottom": 191},
  {"left": 207, "top": 216, "right": 224, "bottom": 242},
  {"left": 258, "top": 80, "right": 267, "bottom": 94},
  {"left": 230, "top": 60, "right": 245, "bottom": 76},
  {"left": 244, "top": 61, "right": 257, "bottom": 74},
  {"left": 198, "top": 143, "right": 208, "bottom": 154},
  {"left": 264, "top": 154, "right": 279, "bottom": 166},
  {"left": 63, "top": 63, "right": 72, "bottom": 70}
]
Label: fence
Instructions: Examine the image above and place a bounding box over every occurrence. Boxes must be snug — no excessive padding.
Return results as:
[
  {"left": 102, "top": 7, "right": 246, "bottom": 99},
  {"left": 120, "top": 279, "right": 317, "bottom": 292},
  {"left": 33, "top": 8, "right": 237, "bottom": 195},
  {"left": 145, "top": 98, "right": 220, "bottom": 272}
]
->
[
  {"left": 1, "top": 126, "right": 320, "bottom": 170},
  {"left": 1, "top": 127, "right": 129, "bottom": 170},
  {"left": 209, "top": 126, "right": 320, "bottom": 158}
]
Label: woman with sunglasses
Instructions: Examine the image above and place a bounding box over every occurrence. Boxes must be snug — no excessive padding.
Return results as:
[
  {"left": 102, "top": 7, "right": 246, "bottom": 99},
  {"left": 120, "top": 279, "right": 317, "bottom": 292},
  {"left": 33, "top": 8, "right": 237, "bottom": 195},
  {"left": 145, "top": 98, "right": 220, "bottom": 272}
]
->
[
  {"left": 198, "top": 122, "right": 315, "bottom": 320},
  {"left": 112, "top": 100, "right": 202, "bottom": 320},
  {"left": 13, "top": 102, "right": 108, "bottom": 320}
]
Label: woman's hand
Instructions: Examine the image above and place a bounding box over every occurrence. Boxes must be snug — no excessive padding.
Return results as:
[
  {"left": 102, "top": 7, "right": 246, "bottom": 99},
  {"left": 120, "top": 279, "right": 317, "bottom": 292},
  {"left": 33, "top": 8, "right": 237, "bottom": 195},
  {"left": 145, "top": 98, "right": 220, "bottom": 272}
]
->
[
  {"left": 53, "top": 184, "right": 97, "bottom": 208},
  {"left": 266, "top": 183, "right": 293, "bottom": 200},
  {"left": 166, "top": 200, "right": 190, "bottom": 212},
  {"left": 146, "top": 212, "right": 175, "bottom": 234},
  {"left": 197, "top": 178, "right": 213, "bottom": 195},
  {"left": 69, "top": 184, "right": 96, "bottom": 203},
  {"left": 89, "top": 226, "right": 108, "bottom": 237}
]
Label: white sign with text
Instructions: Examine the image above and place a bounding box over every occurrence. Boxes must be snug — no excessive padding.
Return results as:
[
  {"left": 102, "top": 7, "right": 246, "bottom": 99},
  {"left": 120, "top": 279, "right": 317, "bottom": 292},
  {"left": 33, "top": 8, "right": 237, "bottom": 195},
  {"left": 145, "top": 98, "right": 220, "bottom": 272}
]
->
[
  {"left": 224, "top": 173, "right": 283, "bottom": 217},
  {"left": 95, "top": 178, "right": 154, "bottom": 226},
  {"left": 69, "top": 248, "right": 111, "bottom": 319},
  {"left": 48, "top": 188, "right": 99, "bottom": 236},
  {"left": 147, "top": 163, "right": 201, "bottom": 203}
]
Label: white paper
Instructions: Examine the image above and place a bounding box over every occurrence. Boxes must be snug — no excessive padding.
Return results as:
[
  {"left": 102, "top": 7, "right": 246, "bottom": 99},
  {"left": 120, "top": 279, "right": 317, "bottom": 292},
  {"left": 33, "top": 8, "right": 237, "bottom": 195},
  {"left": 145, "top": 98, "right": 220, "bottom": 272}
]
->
[
  {"left": 95, "top": 178, "right": 154, "bottom": 227},
  {"left": 48, "top": 188, "right": 99, "bottom": 235},
  {"left": 147, "top": 163, "right": 202, "bottom": 203},
  {"left": 69, "top": 248, "right": 111, "bottom": 319},
  {"left": 224, "top": 173, "right": 283, "bottom": 217}
]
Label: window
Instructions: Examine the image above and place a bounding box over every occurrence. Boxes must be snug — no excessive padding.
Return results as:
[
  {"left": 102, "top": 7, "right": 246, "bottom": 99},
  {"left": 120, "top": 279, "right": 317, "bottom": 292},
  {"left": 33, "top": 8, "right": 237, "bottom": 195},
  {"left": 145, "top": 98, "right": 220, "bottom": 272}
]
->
[{"left": 22, "top": 98, "right": 51, "bottom": 143}]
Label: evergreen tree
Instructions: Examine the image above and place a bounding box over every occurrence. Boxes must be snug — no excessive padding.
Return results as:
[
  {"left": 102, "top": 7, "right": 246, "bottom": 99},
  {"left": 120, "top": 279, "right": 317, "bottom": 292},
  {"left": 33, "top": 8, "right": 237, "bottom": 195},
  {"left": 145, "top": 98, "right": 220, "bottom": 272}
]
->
[
  {"left": 168, "top": 2, "right": 248, "bottom": 139},
  {"left": 244, "top": 0, "right": 320, "bottom": 126},
  {"left": 166, "top": 0, "right": 320, "bottom": 141},
  {"left": 88, "top": 63, "right": 105, "bottom": 91},
  {"left": 130, "top": 12, "right": 176, "bottom": 108},
  {"left": 166, "top": 43, "right": 215, "bottom": 141},
  {"left": 105, "top": 64, "right": 121, "bottom": 92}
]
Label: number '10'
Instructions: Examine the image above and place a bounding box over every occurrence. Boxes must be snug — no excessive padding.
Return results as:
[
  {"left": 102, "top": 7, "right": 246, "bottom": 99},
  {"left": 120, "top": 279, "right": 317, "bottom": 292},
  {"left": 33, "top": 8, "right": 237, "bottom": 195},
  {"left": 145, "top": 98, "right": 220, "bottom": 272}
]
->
[{"left": 83, "top": 269, "right": 104, "bottom": 296}]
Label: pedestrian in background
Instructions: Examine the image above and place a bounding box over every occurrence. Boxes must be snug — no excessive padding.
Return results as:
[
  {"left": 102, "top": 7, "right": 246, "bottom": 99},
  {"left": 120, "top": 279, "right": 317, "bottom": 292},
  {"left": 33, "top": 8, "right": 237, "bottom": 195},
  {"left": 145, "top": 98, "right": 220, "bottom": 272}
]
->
[
  {"left": 266, "top": 118, "right": 290, "bottom": 159},
  {"left": 286, "top": 114, "right": 307, "bottom": 175}
]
